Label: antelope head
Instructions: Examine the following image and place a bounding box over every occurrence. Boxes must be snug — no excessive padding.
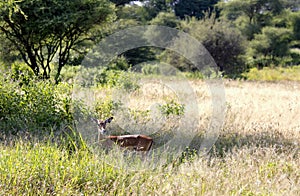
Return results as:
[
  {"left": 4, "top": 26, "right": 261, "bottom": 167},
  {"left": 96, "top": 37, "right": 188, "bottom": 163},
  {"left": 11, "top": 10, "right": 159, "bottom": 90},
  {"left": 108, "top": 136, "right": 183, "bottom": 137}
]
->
[
  {"left": 92, "top": 116, "right": 153, "bottom": 152},
  {"left": 92, "top": 117, "right": 113, "bottom": 140}
]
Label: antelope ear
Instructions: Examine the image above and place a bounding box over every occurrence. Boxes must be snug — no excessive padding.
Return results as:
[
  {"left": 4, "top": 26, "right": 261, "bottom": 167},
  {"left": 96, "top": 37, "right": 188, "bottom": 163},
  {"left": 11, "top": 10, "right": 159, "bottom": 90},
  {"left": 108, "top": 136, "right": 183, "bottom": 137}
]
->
[
  {"left": 91, "top": 117, "right": 98, "bottom": 124},
  {"left": 105, "top": 117, "right": 113, "bottom": 124}
]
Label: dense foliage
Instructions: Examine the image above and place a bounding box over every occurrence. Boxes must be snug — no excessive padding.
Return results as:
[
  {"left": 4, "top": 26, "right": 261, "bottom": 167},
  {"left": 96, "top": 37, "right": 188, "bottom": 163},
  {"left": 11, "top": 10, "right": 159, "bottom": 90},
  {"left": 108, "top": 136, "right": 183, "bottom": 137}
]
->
[
  {"left": 0, "top": 0, "right": 115, "bottom": 82},
  {"left": 0, "top": 71, "right": 73, "bottom": 134},
  {"left": 174, "top": 0, "right": 220, "bottom": 19},
  {"left": 217, "top": 0, "right": 300, "bottom": 68},
  {"left": 1, "top": 0, "right": 300, "bottom": 78}
]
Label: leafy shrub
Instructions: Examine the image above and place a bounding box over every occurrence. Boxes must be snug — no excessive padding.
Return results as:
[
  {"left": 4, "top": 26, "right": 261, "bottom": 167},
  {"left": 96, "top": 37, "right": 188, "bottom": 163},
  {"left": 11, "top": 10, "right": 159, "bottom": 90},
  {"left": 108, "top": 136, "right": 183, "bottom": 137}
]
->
[
  {"left": 183, "top": 69, "right": 223, "bottom": 79},
  {"left": 158, "top": 99, "right": 185, "bottom": 117},
  {"left": 63, "top": 66, "right": 140, "bottom": 91},
  {"left": 94, "top": 99, "right": 121, "bottom": 120},
  {"left": 11, "top": 61, "right": 35, "bottom": 85},
  {"left": 150, "top": 12, "right": 179, "bottom": 28},
  {"left": 141, "top": 64, "right": 160, "bottom": 75},
  {"left": 114, "top": 71, "right": 140, "bottom": 91},
  {"left": 179, "top": 17, "right": 247, "bottom": 77},
  {"left": 128, "top": 108, "right": 151, "bottom": 124},
  {"left": 285, "top": 48, "right": 300, "bottom": 66},
  {"left": 58, "top": 65, "right": 81, "bottom": 84},
  {"left": 183, "top": 71, "right": 204, "bottom": 79},
  {"left": 107, "top": 56, "right": 131, "bottom": 71},
  {"left": 242, "top": 66, "right": 300, "bottom": 81},
  {"left": 95, "top": 69, "right": 140, "bottom": 91},
  {"left": 0, "top": 73, "right": 73, "bottom": 134},
  {"left": 247, "top": 26, "right": 293, "bottom": 67}
]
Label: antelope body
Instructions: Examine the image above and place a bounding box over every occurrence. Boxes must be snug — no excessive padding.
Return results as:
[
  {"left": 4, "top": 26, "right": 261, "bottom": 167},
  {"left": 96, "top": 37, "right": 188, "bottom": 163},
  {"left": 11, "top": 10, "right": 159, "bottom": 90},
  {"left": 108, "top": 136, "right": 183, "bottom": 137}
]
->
[{"left": 92, "top": 117, "right": 153, "bottom": 151}]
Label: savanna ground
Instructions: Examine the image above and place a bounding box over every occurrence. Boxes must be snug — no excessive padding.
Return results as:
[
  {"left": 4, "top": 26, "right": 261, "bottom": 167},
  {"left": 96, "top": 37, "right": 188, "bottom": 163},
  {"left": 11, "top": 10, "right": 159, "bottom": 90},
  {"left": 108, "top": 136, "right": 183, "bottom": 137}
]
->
[{"left": 0, "top": 75, "right": 299, "bottom": 195}]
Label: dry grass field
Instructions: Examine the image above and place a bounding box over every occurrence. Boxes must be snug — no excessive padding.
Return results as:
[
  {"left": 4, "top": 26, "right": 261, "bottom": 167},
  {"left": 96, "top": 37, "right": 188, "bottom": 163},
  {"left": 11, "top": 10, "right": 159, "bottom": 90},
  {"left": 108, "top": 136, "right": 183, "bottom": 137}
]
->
[
  {"left": 108, "top": 78, "right": 300, "bottom": 148},
  {"left": 76, "top": 78, "right": 300, "bottom": 195},
  {"left": 1, "top": 78, "right": 299, "bottom": 195}
]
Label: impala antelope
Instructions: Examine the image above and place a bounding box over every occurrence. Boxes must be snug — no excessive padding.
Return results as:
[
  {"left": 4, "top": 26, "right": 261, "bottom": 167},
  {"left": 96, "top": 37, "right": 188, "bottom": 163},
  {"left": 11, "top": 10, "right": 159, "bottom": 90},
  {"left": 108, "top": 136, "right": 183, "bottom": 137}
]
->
[{"left": 92, "top": 117, "right": 153, "bottom": 151}]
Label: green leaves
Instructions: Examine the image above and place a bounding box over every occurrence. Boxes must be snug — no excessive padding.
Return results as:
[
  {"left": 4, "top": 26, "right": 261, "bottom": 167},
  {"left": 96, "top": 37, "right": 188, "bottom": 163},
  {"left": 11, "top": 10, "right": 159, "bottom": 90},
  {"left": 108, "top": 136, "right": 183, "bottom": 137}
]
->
[
  {"left": 0, "top": 73, "right": 73, "bottom": 133},
  {"left": 218, "top": 0, "right": 285, "bottom": 39},
  {"left": 0, "top": 0, "right": 115, "bottom": 81},
  {"left": 174, "top": 0, "right": 220, "bottom": 19},
  {"left": 158, "top": 99, "right": 185, "bottom": 117},
  {"left": 248, "top": 26, "right": 292, "bottom": 66}
]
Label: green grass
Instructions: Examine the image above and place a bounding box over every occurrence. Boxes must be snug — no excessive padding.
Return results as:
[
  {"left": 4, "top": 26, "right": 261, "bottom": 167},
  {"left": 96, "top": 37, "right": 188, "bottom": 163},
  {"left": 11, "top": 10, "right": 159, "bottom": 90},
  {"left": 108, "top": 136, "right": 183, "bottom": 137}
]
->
[
  {"left": 0, "top": 70, "right": 299, "bottom": 195},
  {"left": 0, "top": 141, "right": 125, "bottom": 195},
  {"left": 243, "top": 65, "right": 300, "bottom": 81},
  {"left": 0, "top": 139, "right": 299, "bottom": 195}
]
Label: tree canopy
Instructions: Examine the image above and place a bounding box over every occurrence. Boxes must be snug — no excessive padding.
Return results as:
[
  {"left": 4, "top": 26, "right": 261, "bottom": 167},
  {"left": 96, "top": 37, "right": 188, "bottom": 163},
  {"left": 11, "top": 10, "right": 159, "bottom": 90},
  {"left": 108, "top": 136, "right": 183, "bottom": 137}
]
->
[
  {"left": 174, "top": 0, "right": 220, "bottom": 19},
  {"left": 1, "top": 0, "right": 300, "bottom": 79},
  {"left": 0, "top": 0, "right": 115, "bottom": 82},
  {"left": 218, "top": 0, "right": 285, "bottom": 39}
]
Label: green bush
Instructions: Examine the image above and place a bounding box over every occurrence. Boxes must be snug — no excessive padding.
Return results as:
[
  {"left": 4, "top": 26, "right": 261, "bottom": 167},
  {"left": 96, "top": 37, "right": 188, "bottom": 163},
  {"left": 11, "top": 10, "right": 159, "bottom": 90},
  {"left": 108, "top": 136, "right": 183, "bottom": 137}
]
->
[
  {"left": 11, "top": 61, "right": 35, "bottom": 85},
  {"left": 94, "top": 99, "right": 121, "bottom": 120},
  {"left": 58, "top": 65, "right": 81, "bottom": 84},
  {"left": 63, "top": 66, "right": 139, "bottom": 91},
  {"left": 183, "top": 71, "right": 204, "bottom": 79},
  {"left": 158, "top": 99, "right": 185, "bottom": 117},
  {"left": 178, "top": 17, "right": 247, "bottom": 76},
  {"left": 242, "top": 66, "right": 300, "bottom": 81},
  {"left": 128, "top": 108, "right": 151, "bottom": 124},
  {"left": 141, "top": 64, "right": 160, "bottom": 75},
  {"left": 0, "top": 73, "right": 73, "bottom": 134},
  {"left": 247, "top": 27, "right": 293, "bottom": 67},
  {"left": 95, "top": 69, "right": 140, "bottom": 91},
  {"left": 107, "top": 56, "right": 131, "bottom": 71}
]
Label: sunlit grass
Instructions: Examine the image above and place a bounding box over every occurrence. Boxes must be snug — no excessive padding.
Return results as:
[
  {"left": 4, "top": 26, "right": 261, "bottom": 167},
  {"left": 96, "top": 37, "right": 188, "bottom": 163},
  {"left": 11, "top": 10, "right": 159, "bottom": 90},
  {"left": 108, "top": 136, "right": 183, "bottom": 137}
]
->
[
  {"left": 0, "top": 141, "right": 299, "bottom": 195},
  {"left": 1, "top": 79, "right": 300, "bottom": 195},
  {"left": 0, "top": 141, "right": 125, "bottom": 195},
  {"left": 243, "top": 65, "right": 300, "bottom": 81}
]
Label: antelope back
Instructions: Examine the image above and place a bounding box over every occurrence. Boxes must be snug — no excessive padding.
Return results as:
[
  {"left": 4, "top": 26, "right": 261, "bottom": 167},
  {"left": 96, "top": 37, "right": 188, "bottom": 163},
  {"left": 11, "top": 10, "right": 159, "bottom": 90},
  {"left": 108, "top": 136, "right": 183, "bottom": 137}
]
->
[{"left": 109, "top": 135, "right": 153, "bottom": 151}]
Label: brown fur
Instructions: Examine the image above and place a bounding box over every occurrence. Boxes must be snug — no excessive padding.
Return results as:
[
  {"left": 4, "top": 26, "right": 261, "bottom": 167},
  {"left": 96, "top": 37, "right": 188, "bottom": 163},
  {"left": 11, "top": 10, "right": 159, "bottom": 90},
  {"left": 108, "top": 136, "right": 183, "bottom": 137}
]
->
[
  {"left": 93, "top": 117, "right": 153, "bottom": 151},
  {"left": 108, "top": 135, "right": 153, "bottom": 151}
]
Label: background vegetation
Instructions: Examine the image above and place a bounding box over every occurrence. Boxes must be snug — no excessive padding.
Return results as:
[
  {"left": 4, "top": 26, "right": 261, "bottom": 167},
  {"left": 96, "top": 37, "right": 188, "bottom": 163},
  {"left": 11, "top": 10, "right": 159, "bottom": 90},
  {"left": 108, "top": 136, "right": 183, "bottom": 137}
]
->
[
  {"left": 0, "top": 0, "right": 299, "bottom": 195},
  {"left": 1, "top": 0, "right": 300, "bottom": 79}
]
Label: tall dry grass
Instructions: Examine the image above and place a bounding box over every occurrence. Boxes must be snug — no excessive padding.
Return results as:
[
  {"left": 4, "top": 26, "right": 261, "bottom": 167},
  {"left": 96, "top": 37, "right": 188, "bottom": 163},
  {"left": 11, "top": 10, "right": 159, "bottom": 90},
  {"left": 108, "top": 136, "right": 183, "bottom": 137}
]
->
[
  {"left": 1, "top": 79, "right": 299, "bottom": 195},
  {"left": 110, "top": 79, "right": 299, "bottom": 149}
]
